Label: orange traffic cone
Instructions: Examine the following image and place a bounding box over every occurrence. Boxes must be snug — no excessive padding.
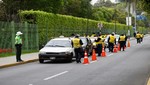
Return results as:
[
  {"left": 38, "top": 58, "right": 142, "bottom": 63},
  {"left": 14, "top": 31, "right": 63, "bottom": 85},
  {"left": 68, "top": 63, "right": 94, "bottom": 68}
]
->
[
  {"left": 101, "top": 47, "right": 106, "bottom": 57},
  {"left": 113, "top": 45, "right": 118, "bottom": 53},
  {"left": 83, "top": 51, "right": 89, "bottom": 64},
  {"left": 92, "top": 49, "right": 97, "bottom": 61},
  {"left": 117, "top": 44, "right": 120, "bottom": 51},
  {"left": 127, "top": 41, "right": 130, "bottom": 47}
]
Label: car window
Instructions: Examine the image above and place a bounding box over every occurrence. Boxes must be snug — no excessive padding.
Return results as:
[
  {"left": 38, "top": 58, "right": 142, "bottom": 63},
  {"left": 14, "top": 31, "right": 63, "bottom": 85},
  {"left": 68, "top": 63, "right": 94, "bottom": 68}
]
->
[
  {"left": 115, "top": 35, "right": 120, "bottom": 39},
  {"left": 80, "top": 37, "right": 87, "bottom": 45},
  {"left": 45, "top": 40, "right": 72, "bottom": 47}
]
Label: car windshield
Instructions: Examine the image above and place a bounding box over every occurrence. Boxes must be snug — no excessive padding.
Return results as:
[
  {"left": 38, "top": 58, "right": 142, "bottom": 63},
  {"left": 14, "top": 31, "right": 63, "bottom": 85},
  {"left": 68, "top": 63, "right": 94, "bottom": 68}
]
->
[
  {"left": 115, "top": 35, "right": 120, "bottom": 40},
  {"left": 45, "top": 40, "right": 72, "bottom": 47}
]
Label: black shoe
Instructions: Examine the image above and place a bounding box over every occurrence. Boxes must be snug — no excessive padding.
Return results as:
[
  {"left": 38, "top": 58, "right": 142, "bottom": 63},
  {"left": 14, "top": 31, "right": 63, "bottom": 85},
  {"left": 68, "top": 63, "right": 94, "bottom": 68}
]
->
[{"left": 18, "top": 60, "right": 24, "bottom": 62}]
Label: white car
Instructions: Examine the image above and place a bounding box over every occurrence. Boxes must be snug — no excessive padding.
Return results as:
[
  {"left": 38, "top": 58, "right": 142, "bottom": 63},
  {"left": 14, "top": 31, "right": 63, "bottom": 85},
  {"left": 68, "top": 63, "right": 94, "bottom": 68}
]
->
[{"left": 39, "top": 37, "right": 75, "bottom": 63}]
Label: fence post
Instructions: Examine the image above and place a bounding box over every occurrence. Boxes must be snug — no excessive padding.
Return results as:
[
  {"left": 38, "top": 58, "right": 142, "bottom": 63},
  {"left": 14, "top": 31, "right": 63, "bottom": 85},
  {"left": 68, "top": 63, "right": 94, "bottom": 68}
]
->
[
  {"left": 24, "top": 22, "right": 29, "bottom": 50},
  {"left": 36, "top": 25, "right": 39, "bottom": 50},
  {"left": 11, "top": 21, "right": 15, "bottom": 53}
]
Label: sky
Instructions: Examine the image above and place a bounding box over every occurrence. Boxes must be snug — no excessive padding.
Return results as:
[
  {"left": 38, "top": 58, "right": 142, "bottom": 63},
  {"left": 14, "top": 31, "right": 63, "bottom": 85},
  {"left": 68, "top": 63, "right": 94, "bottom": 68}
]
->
[{"left": 91, "top": 0, "right": 116, "bottom": 5}]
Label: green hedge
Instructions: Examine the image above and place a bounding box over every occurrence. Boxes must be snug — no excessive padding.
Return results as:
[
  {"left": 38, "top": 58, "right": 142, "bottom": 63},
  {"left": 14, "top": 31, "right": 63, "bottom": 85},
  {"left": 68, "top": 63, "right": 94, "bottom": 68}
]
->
[{"left": 19, "top": 10, "right": 147, "bottom": 46}]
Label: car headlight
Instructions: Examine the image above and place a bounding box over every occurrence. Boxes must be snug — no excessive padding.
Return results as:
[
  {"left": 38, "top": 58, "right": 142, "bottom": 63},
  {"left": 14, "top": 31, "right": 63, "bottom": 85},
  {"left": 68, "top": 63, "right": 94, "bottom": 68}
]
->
[{"left": 39, "top": 51, "right": 46, "bottom": 54}]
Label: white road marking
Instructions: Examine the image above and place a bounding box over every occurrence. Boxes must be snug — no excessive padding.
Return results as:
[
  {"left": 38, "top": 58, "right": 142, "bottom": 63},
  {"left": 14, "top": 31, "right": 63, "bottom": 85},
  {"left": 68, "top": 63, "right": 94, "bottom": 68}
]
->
[
  {"left": 107, "top": 53, "right": 113, "bottom": 56},
  {"left": 90, "top": 60, "right": 97, "bottom": 63},
  {"left": 44, "top": 71, "right": 68, "bottom": 80},
  {"left": 29, "top": 84, "right": 33, "bottom": 85}
]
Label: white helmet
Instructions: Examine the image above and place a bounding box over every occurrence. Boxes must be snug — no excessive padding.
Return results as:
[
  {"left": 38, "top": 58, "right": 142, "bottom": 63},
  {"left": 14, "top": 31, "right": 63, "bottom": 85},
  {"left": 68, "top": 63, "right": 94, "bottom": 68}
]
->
[{"left": 16, "top": 31, "right": 23, "bottom": 35}]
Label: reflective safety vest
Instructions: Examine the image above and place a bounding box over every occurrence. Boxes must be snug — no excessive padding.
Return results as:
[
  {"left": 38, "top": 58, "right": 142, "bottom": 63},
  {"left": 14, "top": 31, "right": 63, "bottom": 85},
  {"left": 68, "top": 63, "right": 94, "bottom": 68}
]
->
[
  {"left": 72, "top": 38, "right": 81, "bottom": 48},
  {"left": 96, "top": 40, "right": 104, "bottom": 47},
  {"left": 15, "top": 35, "right": 22, "bottom": 44},
  {"left": 136, "top": 34, "right": 141, "bottom": 38},
  {"left": 109, "top": 35, "right": 115, "bottom": 43},
  {"left": 91, "top": 34, "right": 96, "bottom": 37},
  {"left": 141, "top": 34, "right": 144, "bottom": 38},
  {"left": 96, "top": 40, "right": 103, "bottom": 45},
  {"left": 119, "top": 36, "right": 125, "bottom": 41}
]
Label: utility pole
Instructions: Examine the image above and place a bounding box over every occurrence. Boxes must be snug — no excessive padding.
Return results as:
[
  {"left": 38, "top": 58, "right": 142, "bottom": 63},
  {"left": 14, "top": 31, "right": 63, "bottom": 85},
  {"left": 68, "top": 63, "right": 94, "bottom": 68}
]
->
[
  {"left": 126, "top": 0, "right": 131, "bottom": 39},
  {"left": 134, "top": 0, "right": 137, "bottom": 32}
]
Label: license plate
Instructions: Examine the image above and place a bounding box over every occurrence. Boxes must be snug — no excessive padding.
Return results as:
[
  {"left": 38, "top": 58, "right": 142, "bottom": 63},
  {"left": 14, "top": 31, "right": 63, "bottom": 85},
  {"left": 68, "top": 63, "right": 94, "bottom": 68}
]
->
[{"left": 50, "top": 57, "right": 56, "bottom": 60}]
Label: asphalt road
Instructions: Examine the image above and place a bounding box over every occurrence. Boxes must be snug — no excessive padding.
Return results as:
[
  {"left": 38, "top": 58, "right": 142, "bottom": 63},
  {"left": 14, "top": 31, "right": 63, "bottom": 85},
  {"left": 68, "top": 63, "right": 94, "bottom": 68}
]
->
[{"left": 0, "top": 36, "right": 150, "bottom": 85}]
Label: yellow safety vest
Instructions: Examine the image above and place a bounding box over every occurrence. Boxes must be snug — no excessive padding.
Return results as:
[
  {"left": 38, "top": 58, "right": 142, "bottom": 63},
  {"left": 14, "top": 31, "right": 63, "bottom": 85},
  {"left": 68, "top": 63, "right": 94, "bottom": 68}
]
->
[
  {"left": 119, "top": 36, "right": 125, "bottom": 41},
  {"left": 96, "top": 40, "right": 105, "bottom": 47},
  {"left": 141, "top": 34, "right": 144, "bottom": 38},
  {"left": 109, "top": 35, "right": 115, "bottom": 43},
  {"left": 72, "top": 38, "right": 81, "bottom": 48},
  {"left": 91, "top": 34, "right": 96, "bottom": 37},
  {"left": 96, "top": 40, "right": 103, "bottom": 45},
  {"left": 136, "top": 34, "right": 141, "bottom": 38}
]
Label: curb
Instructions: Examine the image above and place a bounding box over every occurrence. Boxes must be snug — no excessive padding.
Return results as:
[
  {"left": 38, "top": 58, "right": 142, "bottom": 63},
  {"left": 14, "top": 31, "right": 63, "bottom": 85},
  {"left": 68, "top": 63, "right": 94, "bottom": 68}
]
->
[
  {"left": 0, "top": 59, "right": 38, "bottom": 69},
  {"left": 147, "top": 78, "right": 150, "bottom": 85}
]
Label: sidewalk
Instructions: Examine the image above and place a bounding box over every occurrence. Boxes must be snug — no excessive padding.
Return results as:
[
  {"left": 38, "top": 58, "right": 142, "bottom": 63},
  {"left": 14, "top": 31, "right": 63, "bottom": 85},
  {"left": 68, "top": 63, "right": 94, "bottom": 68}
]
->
[{"left": 0, "top": 52, "right": 39, "bottom": 68}]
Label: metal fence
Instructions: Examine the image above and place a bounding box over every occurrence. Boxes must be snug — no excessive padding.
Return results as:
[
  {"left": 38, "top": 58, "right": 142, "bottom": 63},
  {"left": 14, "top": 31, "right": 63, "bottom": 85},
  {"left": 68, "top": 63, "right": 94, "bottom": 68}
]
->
[{"left": 0, "top": 21, "right": 39, "bottom": 54}]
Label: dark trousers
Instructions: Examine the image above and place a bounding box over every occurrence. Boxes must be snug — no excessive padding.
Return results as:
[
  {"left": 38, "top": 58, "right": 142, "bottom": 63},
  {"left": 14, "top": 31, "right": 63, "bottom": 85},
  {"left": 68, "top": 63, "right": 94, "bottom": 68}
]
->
[
  {"left": 137, "top": 38, "right": 141, "bottom": 43},
  {"left": 119, "top": 41, "right": 125, "bottom": 51},
  {"left": 74, "top": 48, "right": 82, "bottom": 63},
  {"left": 97, "top": 44, "right": 102, "bottom": 56},
  {"left": 108, "top": 43, "right": 114, "bottom": 52},
  {"left": 15, "top": 44, "right": 22, "bottom": 61}
]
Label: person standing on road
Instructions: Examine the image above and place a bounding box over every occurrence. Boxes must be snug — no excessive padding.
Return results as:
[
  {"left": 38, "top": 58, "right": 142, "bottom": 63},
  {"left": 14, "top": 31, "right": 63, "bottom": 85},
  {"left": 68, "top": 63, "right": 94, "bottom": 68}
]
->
[
  {"left": 136, "top": 32, "right": 141, "bottom": 44},
  {"left": 15, "top": 31, "right": 23, "bottom": 62},
  {"left": 118, "top": 34, "right": 126, "bottom": 51},
  {"left": 72, "top": 35, "right": 83, "bottom": 63},
  {"left": 108, "top": 33, "right": 116, "bottom": 52},
  {"left": 96, "top": 37, "right": 104, "bottom": 56},
  {"left": 140, "top": 33, "right": 144, "bottom": 42}
]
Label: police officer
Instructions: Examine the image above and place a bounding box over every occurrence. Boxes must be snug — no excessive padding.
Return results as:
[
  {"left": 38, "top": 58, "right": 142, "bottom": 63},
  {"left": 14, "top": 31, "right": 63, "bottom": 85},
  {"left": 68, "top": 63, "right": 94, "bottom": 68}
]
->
[
  {"left": 96, "top": 37, "right": 104, "bottom": 56},
  {"left": 140, "top": 33, "right": 144, "bottom": 42},
  {"left": 136, "top": 32, "right": 141, "bottom": 43},
  {"left": 118, "top": 34, "right": 126, "bottom": 51},
  {"left": 72, "top": 35, "right": 83, "bottom": 63},
  {"left": 108, "top": 33, "right": 116, "bottom": 52},
  {"left": 15, "top": 31, "right": 23, "bottom": 62}
]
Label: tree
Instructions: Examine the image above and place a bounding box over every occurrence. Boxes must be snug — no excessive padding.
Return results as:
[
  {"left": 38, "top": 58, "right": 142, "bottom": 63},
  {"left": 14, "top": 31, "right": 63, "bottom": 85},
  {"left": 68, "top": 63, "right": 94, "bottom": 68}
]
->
[
  {"left": 0, "top": 0, "right": 93, "bottom": 21},
  {"left": 59, "top": 0, "right": 92, "bottom": 18},
  {"left": 93, "top": 0, "right": 114, "bottom": 7},
  {"left": 138, "top": 0, "right": 150, "bottom": 13}
]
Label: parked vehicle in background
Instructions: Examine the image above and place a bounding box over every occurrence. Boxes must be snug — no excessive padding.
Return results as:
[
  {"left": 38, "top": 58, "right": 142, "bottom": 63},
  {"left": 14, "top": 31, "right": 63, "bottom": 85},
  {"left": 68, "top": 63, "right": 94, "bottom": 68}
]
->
[
  {"left": 89, "top": 37, "right": 97, "bottom": 43},
  {"left": 39, "top": 37, "right": 74, "bottom": 63},
  {"left": 104, "top": 34, "right": 120, "bottom": 47}
]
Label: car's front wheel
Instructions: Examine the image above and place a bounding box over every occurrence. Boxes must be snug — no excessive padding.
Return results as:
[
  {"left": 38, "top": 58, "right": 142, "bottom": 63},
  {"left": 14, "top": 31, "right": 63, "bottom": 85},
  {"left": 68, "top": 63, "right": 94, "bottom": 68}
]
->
[
  {"left": 39, "top": 59, "right": 44, "bottom": 63},
  {"left": 66, "top": 53, "right": 73, "bottom": 62}
]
